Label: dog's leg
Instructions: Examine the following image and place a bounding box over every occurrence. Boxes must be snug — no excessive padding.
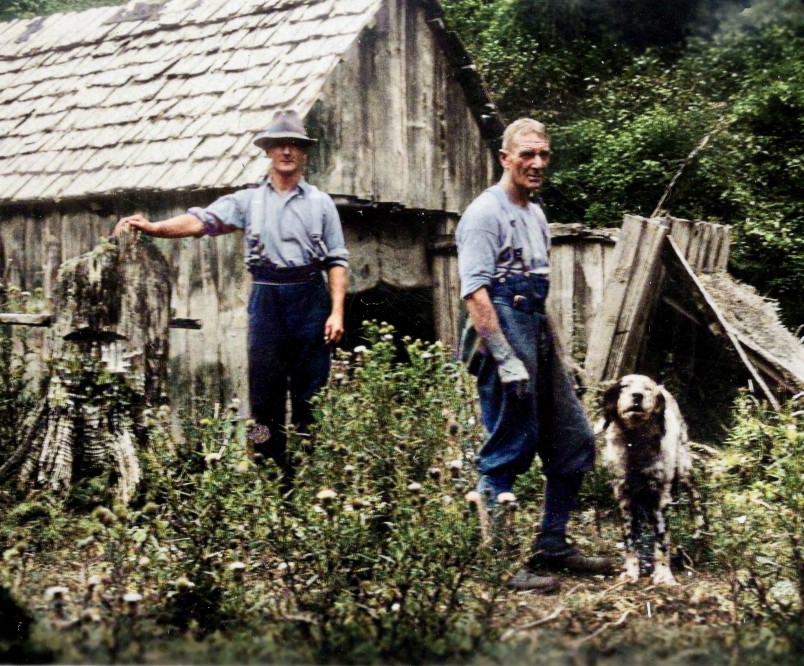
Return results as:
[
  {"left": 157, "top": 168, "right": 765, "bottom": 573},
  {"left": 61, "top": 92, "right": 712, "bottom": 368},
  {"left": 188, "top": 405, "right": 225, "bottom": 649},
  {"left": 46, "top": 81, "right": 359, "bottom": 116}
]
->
[
  {"left": 649, "top": 507, "right": 678, "bottom": 586},
  {"left": 615, "top": 486, "right": 641, "bottom": 583}
]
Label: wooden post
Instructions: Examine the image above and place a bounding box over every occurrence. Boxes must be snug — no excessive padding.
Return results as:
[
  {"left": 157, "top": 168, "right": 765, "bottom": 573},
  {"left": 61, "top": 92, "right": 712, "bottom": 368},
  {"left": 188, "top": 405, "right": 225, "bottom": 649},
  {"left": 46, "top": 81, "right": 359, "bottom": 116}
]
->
[
  {"left": 585, "top": 216, "right": 669, "bottom": 382},
  {"left": 430, "top": 215, "right": 460, "bottom": 352},
  {"left": 4, "top": 234, "right": 173, "bottom": 502}
]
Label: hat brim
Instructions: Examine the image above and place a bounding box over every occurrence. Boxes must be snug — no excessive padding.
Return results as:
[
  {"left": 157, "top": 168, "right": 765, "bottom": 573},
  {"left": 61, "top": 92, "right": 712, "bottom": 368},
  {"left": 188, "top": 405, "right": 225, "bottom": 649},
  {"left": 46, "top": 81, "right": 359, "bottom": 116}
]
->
[{"left": 254, "top": 132, "right": 318, "bottom": 149}]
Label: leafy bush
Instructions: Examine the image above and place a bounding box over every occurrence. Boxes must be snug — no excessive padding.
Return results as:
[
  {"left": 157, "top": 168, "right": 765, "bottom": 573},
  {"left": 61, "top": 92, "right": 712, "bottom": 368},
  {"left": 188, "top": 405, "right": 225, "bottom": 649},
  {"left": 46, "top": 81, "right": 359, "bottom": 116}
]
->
[
  {"left": 1, "top": 323, "right": 516, "bottom": 664},
  {"left": 707, "top": 392, "right": 803, "bottom": 657}
]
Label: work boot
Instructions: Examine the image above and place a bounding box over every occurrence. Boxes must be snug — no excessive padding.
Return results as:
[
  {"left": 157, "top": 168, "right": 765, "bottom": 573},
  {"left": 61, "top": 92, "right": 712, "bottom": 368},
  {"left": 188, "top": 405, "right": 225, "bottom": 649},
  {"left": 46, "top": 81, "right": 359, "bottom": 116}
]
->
[
  {"left": 507, "top": 569, "right": 561, "bottom": 594},
  {"left": 527, "top": 534, "right": 615, "bottom": 575}
]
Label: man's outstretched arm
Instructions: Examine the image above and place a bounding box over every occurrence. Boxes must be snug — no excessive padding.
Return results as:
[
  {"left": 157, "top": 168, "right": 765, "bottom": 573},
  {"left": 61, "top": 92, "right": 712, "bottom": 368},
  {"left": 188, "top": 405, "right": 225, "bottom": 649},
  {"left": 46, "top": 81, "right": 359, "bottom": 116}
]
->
[{"left": 114, "top": 213, "right": 205, "bottom": 238}]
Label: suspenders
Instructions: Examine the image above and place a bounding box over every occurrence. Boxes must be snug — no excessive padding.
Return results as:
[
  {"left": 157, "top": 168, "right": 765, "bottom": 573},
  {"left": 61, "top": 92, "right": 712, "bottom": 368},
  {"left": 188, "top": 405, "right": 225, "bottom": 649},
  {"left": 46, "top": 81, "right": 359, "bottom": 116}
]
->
[
  {"left": 245, "top": 183, "right": 329, "bottom": 272},
  {"left": 488, "top": 186, "right": 549, "bottom": 278}
]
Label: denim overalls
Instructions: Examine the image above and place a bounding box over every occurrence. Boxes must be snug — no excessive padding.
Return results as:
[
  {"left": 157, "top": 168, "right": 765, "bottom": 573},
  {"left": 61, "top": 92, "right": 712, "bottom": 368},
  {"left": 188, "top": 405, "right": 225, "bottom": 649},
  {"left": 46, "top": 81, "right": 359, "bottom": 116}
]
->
[{"left": 469, "top": 201, "right": 595, "bottom": 498}]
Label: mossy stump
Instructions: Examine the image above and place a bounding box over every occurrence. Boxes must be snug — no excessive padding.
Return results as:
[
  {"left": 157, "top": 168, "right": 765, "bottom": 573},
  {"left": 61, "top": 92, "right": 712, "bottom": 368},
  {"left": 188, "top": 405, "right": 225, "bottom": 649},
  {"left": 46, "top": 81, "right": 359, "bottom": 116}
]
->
[{"left": 15, "top": 234, "right": 171, "bottom": 503}]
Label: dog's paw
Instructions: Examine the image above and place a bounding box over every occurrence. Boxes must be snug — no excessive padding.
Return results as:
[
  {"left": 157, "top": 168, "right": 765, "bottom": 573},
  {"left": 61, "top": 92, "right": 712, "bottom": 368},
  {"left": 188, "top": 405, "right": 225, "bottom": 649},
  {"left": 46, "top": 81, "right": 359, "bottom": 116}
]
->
[{"left": 651, "top": 564, "right": 678, "bottom": 587}]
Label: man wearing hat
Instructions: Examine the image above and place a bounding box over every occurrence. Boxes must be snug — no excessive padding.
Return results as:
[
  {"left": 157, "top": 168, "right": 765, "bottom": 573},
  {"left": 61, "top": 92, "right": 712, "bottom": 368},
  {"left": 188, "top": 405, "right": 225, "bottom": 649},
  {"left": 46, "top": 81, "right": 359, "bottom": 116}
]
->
[{"left": 115, "top": 110, "right": 349, "bottom": 476}]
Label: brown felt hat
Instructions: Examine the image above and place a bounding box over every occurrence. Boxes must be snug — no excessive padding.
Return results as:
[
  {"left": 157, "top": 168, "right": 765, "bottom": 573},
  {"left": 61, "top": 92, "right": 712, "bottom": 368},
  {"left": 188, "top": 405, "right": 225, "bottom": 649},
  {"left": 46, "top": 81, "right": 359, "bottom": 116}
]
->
[{"left": 253, "top": 110, "right": 317, "bottom": 149}]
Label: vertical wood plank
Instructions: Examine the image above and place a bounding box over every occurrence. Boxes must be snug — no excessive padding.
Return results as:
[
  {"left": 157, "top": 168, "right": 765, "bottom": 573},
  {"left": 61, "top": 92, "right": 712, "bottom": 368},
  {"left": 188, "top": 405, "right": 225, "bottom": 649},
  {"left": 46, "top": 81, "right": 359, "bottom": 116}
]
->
[
  {"left": 42, "top": 213, "right": 62, "bottom": 311},
  {"left": 585, "top": 215, "right": 647, "bottom": 380},
  {"left": 578, "top": 241, "right": 606, "bottom": 352},
  {"left": 668, "top": 217, "right": 694, "bottom": 258},
  {"left": 609, "top": 220, "right": 669, "bottom": 376},
  {"left": 715, "top": 225, "right": 731, "bottom": 270}
]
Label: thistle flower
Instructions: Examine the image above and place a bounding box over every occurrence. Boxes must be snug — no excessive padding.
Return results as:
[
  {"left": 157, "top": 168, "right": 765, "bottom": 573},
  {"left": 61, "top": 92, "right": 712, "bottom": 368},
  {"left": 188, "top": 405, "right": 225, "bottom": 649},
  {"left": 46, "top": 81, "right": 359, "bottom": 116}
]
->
[
  {"left": 45, "top": 586, "right": 69, "bottom": 619},
  {"left": 464, "top": 491, "right": 482, "bottom": 509},
  {"left": 92, "top": 506, "right": 116, "bottom": 526},
  {"left": 138, "top": 556, "right": 151, "bottom": 568},
  {"left": 344, "top": 464, "right": 355, "bottom": 477},
  {"left": 407, "top": 482, "right": 422, "bottom": 493},
  {"left": 316, "top": 488, "right": 338, "bottom": 502},
  {"left": 427, "top": 467, "right": 441, "bottom": 480},
  {"left": 172, "top": 577, "right": 195, "bottom": 592},
  {"left": 497, "top": 492, "right": 518, "bottom": 510},
  {"left": 45, "top": 586, "right": 69, "bottom": 602},
  {"left": 123, "top": 591, "right": 143, "bottom": 614},
  {"left": 448, "top": 459, "right": 463, "bottom": 479},
  {"left": 80, "top": 608, "right": 102, "bottom": 623},
  {"left": 229, "top": 561, "right": 246, "bottom": 582}
]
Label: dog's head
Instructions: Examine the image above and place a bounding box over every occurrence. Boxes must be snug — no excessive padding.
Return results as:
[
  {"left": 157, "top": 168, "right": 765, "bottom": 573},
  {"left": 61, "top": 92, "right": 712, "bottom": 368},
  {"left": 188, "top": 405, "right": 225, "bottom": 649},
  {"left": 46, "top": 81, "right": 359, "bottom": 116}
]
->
[{"left": 602, "top": 374, "right": 665, "bottom": 428}]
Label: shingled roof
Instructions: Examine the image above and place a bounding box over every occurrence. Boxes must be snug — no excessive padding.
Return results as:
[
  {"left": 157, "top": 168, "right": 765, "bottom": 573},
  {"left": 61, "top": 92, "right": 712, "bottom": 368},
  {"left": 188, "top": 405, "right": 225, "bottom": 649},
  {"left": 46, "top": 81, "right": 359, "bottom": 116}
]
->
[{"left": 1, "top": 0, "right": 492, "bottom": 206}]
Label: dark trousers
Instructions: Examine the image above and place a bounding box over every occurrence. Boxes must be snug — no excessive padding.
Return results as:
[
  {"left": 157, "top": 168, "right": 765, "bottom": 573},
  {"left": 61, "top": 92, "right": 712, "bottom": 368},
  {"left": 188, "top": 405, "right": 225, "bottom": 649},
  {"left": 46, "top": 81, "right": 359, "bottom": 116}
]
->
[
  {"left": 475, "top": 274, "right": 595, "bottom": 497},
  {"left": 247, "top": 276, "right": 331, "bottom": 472}
]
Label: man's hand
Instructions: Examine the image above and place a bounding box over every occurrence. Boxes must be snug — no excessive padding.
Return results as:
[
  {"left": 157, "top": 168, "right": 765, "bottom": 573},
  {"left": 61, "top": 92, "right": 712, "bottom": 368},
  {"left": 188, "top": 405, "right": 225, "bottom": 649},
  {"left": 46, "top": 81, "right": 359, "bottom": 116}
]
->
[
  {"left": 484, "top": 329, "right": 530, "bottom": 398},
  {"left": 113, "top": 213, "right": 205, "bottom": 238},
  {"left": 324, "top": 313, "right": 344, "bottom": 345},
  {"left": 496, "top": 354, "right": 530, "bottom": 398},
  {"left": 114, "top": 214, "right": 155, "bottom": 236}
]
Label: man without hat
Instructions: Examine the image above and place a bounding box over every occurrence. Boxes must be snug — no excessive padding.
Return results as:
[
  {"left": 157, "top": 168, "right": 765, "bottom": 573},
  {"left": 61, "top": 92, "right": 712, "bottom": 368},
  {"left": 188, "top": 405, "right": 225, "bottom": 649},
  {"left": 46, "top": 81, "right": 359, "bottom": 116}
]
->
[
  {"left": 456, "top": 118, "right": 612, "bottom": 592},
  {"left": 115, "top": 110, "right": 349, "bottom": 477}
]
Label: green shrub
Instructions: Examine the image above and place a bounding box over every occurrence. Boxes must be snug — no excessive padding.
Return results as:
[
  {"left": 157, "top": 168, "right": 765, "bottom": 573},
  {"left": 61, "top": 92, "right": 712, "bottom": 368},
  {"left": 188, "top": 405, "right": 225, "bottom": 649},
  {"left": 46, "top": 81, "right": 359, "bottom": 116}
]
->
[
  {"left": 44, "top": 323, "right": 515, "bottom": 663},
  {"left": 707, "top": 392, "right": 803, "bottom": 657}
]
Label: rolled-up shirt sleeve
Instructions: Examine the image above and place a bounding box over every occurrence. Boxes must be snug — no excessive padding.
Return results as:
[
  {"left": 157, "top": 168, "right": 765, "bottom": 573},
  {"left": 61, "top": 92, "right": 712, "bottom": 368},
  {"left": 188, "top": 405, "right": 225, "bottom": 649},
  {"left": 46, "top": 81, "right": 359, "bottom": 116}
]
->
[
  {"left": 188, "top": 189, "right": 251, "bottom": 237},
  {"left": 322, "top": 196, "right": 349, "bottom": 268}
]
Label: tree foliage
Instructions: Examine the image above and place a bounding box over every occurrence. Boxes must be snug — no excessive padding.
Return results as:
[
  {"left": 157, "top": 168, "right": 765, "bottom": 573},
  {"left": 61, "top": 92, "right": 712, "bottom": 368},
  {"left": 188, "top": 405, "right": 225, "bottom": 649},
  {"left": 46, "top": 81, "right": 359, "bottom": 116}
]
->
[
  {"left": 0, "top": 0, "right": 126, "bottom": 21},
  {"left": 444, "top": 0, "right": 804, "bottom": 326}
]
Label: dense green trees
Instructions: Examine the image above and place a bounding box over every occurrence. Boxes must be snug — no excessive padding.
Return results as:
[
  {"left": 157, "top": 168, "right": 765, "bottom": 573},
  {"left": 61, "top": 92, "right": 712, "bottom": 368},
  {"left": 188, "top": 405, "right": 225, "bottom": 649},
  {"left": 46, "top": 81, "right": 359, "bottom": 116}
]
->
[
  {"left": 443, "top": 0, "right": 803, "bottom": 327},
  {"left": 0, "top": 0, "right": 125, "bottom": 21}
]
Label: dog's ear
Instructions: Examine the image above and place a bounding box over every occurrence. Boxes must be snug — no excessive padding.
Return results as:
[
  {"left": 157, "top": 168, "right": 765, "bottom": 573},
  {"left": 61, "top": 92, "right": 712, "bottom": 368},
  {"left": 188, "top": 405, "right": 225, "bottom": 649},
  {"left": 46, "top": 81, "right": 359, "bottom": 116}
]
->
[
  {"left": 655, "top": 386, "right": 667, "bottom": 435},
  {"left": 601, "top": 381, "right": 621, "bottom": 428}
]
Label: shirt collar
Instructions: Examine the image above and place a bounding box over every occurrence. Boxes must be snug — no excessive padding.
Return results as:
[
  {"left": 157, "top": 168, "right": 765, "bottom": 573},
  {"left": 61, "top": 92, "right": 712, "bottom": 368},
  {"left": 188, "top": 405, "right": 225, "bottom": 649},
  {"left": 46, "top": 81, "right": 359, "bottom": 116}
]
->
[{"left": 262, "top": 176, "right": 308, "bottom": 197}]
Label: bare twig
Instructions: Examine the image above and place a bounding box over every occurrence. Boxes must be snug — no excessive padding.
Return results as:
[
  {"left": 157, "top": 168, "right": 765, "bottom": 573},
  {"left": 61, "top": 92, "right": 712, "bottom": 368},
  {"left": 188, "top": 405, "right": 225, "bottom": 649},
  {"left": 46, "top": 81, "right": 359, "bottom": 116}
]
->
[
  {"left": 516, "top": 605, "right": 564, "bottom": 630},
  {"left": 573, "top": 609, "right": 634, "bottom": 646},
  {"left": 651, "top": 119, "right": 733, "bottom": 218}
]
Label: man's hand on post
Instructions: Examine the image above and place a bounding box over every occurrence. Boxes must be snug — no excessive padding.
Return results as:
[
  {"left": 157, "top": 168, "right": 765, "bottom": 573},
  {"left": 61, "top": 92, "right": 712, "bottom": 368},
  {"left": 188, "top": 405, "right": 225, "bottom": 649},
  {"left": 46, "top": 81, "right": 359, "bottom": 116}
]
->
[
  {"left": 114, "top": 214, "right": 154, "bottom": 237},
  {"left": 484, "top": 330, "right": 530, "bottom": 398}
]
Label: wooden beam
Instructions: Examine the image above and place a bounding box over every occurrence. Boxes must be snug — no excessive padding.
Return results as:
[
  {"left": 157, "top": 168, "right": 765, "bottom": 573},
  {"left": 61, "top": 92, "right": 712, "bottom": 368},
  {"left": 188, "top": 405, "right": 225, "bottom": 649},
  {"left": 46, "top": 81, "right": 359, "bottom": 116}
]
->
[
  {"left": 0, "top": 312, "right": 202, "bottom": 330},
  {"left": 0, "top": 313, "right": 52, "bottom": 327},
  {"left": 661, "top": 295, "right": 703, "bottom": 327}
]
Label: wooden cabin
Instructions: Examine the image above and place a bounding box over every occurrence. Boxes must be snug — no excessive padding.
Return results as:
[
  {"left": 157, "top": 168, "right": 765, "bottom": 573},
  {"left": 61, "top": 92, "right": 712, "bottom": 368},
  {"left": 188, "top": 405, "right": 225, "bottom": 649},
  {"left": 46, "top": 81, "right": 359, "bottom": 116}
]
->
[
  {"left": 2, "top": 0, "right": 801, "bottom": 431},
  {"left": 0, "top": 0, "right": 503, "bottom": 409}
]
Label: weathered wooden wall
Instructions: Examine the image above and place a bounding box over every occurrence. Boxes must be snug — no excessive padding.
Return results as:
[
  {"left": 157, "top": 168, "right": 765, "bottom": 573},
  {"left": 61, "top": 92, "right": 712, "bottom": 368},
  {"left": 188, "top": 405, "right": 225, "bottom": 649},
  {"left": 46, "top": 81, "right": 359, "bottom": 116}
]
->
[
  {"left": 0, "top": 198, "right": 464, "bottom": 413},
  {"left": 1, "top": 200, "right": 619, "bottom": 409},
  {"left": 307, "top": 0, "right": 495, "bottom": 214}
]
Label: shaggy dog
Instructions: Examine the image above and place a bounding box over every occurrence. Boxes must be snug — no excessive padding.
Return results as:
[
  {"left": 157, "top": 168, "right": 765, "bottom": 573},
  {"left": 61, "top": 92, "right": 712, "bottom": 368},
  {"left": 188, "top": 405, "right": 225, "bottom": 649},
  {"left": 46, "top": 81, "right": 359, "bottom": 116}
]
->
[{"left": 601, "top": 375, "right": 705, "bottom": 586}]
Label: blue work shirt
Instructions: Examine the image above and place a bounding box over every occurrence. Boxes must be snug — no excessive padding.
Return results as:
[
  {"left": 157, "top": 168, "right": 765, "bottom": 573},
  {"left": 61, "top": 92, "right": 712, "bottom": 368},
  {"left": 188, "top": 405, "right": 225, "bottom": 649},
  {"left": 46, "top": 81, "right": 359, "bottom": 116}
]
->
[
  {"left": 188, "top": 178, "right": 349, "bottom": 271},
  {"left": 456, "top": 185, "right": 550, "bottom": 299}
]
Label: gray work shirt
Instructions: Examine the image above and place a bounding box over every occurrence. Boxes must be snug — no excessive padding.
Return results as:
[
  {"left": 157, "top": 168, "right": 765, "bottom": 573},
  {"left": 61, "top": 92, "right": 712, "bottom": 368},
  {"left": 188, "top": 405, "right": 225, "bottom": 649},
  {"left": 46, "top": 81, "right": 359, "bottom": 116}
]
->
[
  {"left": 188, "top": 178, "right": 349, "bottom": 270},
  {"left": 456, "top": 185, "right": 551, "bottom": 299}
]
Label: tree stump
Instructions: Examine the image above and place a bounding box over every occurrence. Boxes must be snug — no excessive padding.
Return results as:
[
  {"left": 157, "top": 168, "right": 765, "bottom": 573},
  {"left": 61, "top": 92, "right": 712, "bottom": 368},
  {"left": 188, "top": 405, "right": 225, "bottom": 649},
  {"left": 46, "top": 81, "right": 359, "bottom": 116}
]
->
[{"left": 13, "top": 234, "right": 171, "bottom": 503}]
